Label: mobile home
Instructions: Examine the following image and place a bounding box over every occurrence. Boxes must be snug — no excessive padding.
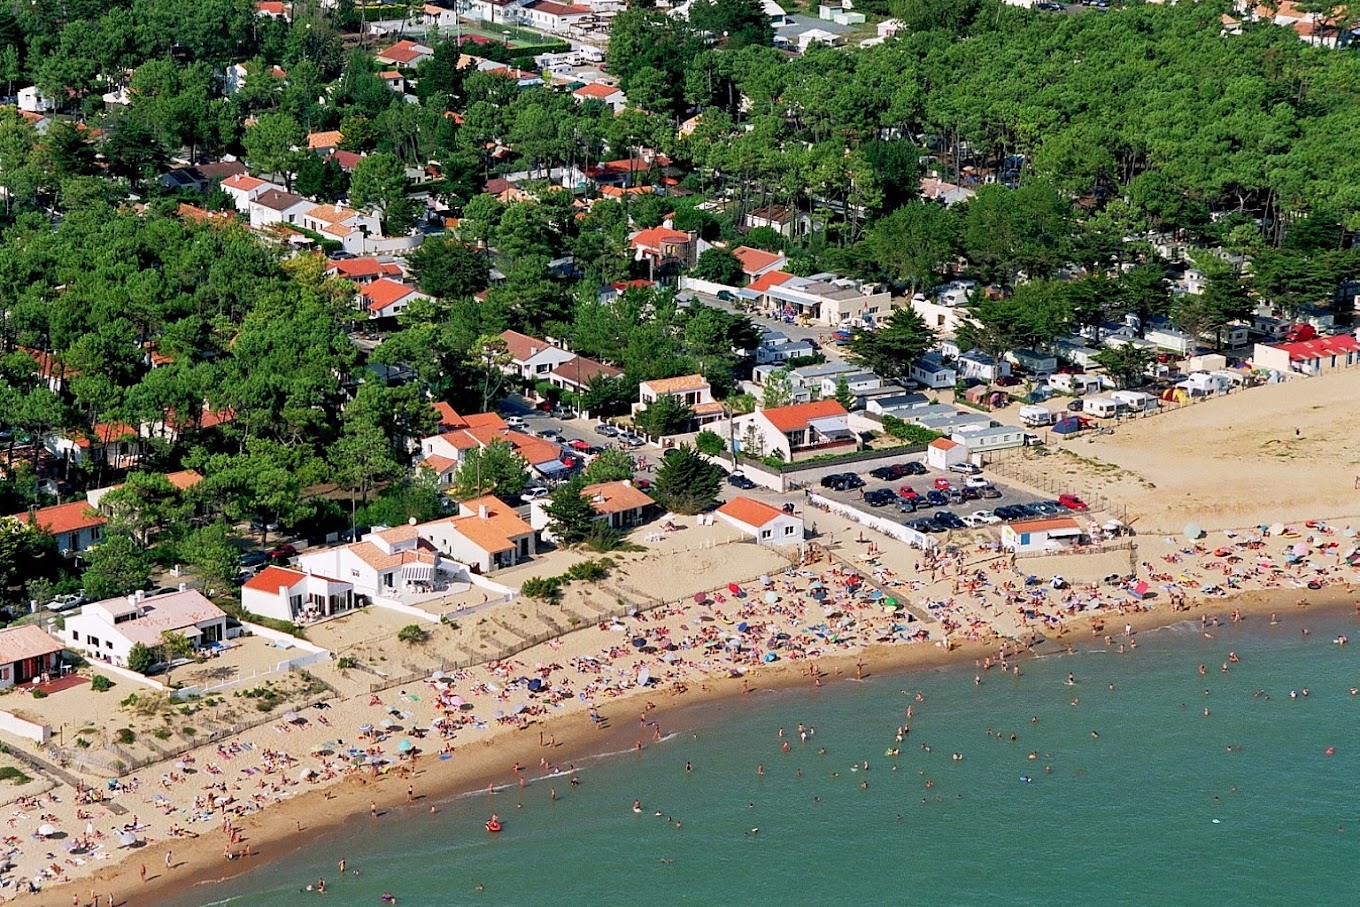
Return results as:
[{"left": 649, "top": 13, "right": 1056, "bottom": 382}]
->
[
  {"left": 1082, "top": 397, "right": 1122, "bottom": 419},
  {"left": 1109, "top": 390, "right": 1157, "bottom": 413},
  {"left": 1018, "top": 405, "right": 1055, "bottom": 428}
]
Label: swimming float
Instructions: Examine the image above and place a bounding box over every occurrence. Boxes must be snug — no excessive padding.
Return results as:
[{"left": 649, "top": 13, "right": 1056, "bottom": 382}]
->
[{"left": 485, "top": 816, "right": 502, "bottom": 833}]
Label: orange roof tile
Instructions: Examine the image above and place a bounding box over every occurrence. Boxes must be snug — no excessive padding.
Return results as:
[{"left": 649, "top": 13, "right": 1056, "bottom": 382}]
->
[
  {"left": 332, "top": 257, "right": 403, "bottom": 280},
  {"left": 499, "top": 330, "right": 558, "bottom": 363},
  {"left": 642, "top": 374, "right": 709, "bottom": 395},
  {"left": 631, "top": 226, "right": 691, "bottom": 250},
  {"left": 222, "top": 173, "right": 267, "bottom": 192},
  {"left": 11, "top": 501, "right": 107, "bottom": 535},
  {"left": 421, "top": 454, "right": 458, "bottom": 474},
  {"left": 929, "top": 437, "right": 959, "bottom": 450},
  {"left": 1007, "top": 517, "right": 1082, "bottom": 534},
  {"left": 758, "top": 400, "right": 847, "bottom": 433},
  {"left": 0, "top": 625, "right": 64, "bottom": 664},
  {"left": 306, "top": 130, "right": 344, "bottom": 150},
  {"left": 749, "top": 269, "right": 795, "bottom": 293},
  {"left": 361, "top": 278, "right": 420, "bottom": 311},
  {"left": 732, "top": 246, "right": 783, "bottom": 275},
  {"left": 443, "top": 495, "right": 533, "bottom": 553},
  {"left": 574, "top": 82, "right": 622, "bottom": 100},
  {"left": 581, "top": 481, "right": 652, "bottom": 515},
  {"left": 242, "top": 565, "right": 306, "bottom": 593},
  {"left": 717, "top": 496, "right": 789, "bottom": 528},
  {"left": 165, "top": 470, "right": 203, "bottom": 491}
]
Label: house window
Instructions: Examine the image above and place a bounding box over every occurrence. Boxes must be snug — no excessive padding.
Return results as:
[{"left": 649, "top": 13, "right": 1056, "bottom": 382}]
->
[
  {"left": 106, "top": 641, "right": 113, "bottom": 649},
  {"left": 785, "top": 525, "right": 795, "bottom": 535},
  {"left": 351, "top": 570, "right": 361, "bottom": 578},
  {"left": 88, "top": 635, "right": 100, "bottom": 647},
  {"left": 760, "top": 529, "right": 772, "bottom": 539}
]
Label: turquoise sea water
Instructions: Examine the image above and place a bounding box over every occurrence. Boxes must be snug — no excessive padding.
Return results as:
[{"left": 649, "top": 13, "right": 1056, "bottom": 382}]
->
[{"left": 166, "top": 609, "right": 1360, "bottom": 907}]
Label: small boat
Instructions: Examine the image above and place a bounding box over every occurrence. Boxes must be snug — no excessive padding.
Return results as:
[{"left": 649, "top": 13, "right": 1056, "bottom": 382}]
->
[{"left": 485, "top": 815, "right": 502, "bottom": 833}]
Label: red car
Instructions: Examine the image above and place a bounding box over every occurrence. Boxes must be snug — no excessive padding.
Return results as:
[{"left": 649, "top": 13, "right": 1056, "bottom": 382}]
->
[
  {"left": 898, "top": 485, "right": 919, "bottom": 500},
  {"left": 1058, "top": 494, "right": 1089, "bottom": 511},
  {"left": 933, "top": 477, "right": 952, "bottom": 491},
  {"left": 266, "top": 543, "right": 297, "bottom": 561},
  {"left": 565, "top": 439, "right": 592, "bottom": 452}
]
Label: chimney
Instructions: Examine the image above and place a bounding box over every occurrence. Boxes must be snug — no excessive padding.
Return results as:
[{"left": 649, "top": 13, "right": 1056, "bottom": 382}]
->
[
  {"left": 622, "top": 479, "right": 631, "bottom": 487},
  {"left": 134, "top": 589, "right": 145, "bottom": 603},
  {"left": 478, "top": 505, "right": 489, "bottom": 520},
  {"left": 529, "top": 345, "right": 538, "bottom": 357},
  {"left": 178, "top": 582, "right": 187, "bottom": 592}
]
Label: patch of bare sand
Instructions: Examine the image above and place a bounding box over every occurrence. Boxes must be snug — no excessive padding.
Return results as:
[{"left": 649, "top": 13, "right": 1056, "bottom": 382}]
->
[{"left": 1015, "top": 369, "right": 1360, "bottom": 533}]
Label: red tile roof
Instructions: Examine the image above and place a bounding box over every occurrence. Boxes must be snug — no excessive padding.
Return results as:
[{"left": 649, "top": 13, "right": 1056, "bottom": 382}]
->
[
  {"left": 330, "top": 150, "right": 364, "bottom": 171},
  {"left": 748, "top": 269, "right": 795, "bottom": 293},
  {"left": 732, "top": 246, "right": 783, "bottom": 276},
  {"left": 574, "top": 82, "right": 622, "bottom": 100},
  {"left": 581, "top": 481, "right": 652, "bottom": 515},
  {"left": 165, "top": 470, "right": 204, "bottom": 491},
  {"left": 1274, "top": 335, "right": 1360, "bottom": 361},
  {"left": 930, "top": 437, "right": 959, "bottom": 450},
  {"left": 242, "top": 565, "right": 306, "bottom": 593},
  {"left": 759, "top": 400, "right": 847, "bottom": 433},
  {"left": 548, "top": 355, "right": 622, "bottom": 387},
  {"left": 1007, "top": 517, "right": 1081, "bottom": 534},
  {"left": 361, "top": 278, "right": 420, "bottom": 312},
  {"left": 526, "top": 0, "right": 590, "bottom": 14},
  {"left": 0, "top": 625, "right": 64, "bottom": 665},
  {"left": 631, "top": 226, "right": 691, "bottom": 251},
  {"left": 499, "top": 330, "right": 559, "bottom": 363},
  {"left": 717, "top": 496, "right": 788, "bottom": 528},
  {"left": 378, "top": 40, "right": 431, "bottom": 64},
  {"left": 11, "top": 501, "right": 107, "bottom": 535},
  {"left": 331, "top": 257, "right": 402, "bottom": 281}
]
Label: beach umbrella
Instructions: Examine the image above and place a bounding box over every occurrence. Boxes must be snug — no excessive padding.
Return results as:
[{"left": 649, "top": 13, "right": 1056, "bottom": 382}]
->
[
  {"left": 380, "top": 718, "right": 396, "bottom": 729},
  {"left": 763, "top": 652, "right": 778, "bottom": 663},
  {"left": 397, "top": 739, "right": 414, "bottom": 753},
  {"left": 1183, "top": 522, "right": 1203, "bottom": 541},
  {"left": 638, "top": 667, "right": 652, "bottom": 686},
  {"left": 809, "top": 580, "right": 825, "bottom": 590},
  {"left": 449, "top": 696, "right": 464, "bottom": 708},
  {"left": 764, "top": 591, "right": 779, "bottom": 604},
  {"left": 1292, "top": 542, "right": 1310, "bottom": 557},
  {"left": 728, "top": 583, "right": 742, "bottom": 596},
  {"left": 1269, "top": 522, "right": 1286, "bottom": 536},
  {"left": 693, "top": 592, "right": 707, "bottom": 604},
  {"left": 737, "top": 621, "right": 749, "bottom": 633},
  {"left": 527, "top": 678, "right": 544, "bottom": 692},
  {"left": 493, "top": 710, "right": 505, "bottom": 719},
  {"left": 37, "top": 824, "right": 56, "bottom": 838},
  {"left": 298, "top": 768, "right": 315, "bottom": 780},
  {"left": 459, "top": 703, "right": 475, "bottom": 711},
  {"left": 431, "top": 670, "right": 447, "bottom": 681},
  {"left": 760, "top": 575, "right": 772, "bottom": 587},
  {"left": 632, "top": 636, "right": 646, "bottom": 648},
  {"left": 358, "top": 723, "right": 374, "bottom": 734},
  {"left": 118, "top": 830, "right": 138, "bottom": 848},
  {"left": 283, "top": 711, "right": 300, "bottom": 723}
]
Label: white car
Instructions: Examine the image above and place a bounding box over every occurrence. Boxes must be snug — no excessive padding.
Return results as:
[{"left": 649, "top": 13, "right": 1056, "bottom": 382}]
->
[
  {"left": 520, "top": 486, "right": 550, "bottom": 502},
  {"left": 964, "top": 475, "right": 991, "bottom": 488},
  {"left": 949, "top": 462, "right": 983, "bottom": 476},
  {"left": 506, "top": 416, "right": 528, "bottom": 431},
  {"left": 962, "top": 510, "right": 1002, "bottom": 527}
]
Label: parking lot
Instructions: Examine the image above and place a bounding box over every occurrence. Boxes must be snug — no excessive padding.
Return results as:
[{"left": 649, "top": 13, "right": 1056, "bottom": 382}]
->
[{"left": 811, "top": 457, "right": 1092, "bottom": 536}]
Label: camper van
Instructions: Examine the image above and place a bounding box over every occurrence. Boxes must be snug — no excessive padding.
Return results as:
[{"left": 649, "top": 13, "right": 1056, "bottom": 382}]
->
[
  {"left": 1019, "top": 405, "right": 1056, "bottom": 428},
  {"left": 1082, "top": 397, "right": 1123, "bottom": 419},
  {"left": 1109, "top": 391, "right": 1157, "bottom": 413}
]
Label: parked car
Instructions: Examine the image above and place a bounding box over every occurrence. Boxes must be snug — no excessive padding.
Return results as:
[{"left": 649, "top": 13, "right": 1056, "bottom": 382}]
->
[
  {"left": 1030, "top": 500, "right": 1062, "bottom": 516},
  {"left": 934, "top": 511, "right": 966, "bottom": 530},
  {"left": 947, "top": 489, "right": 965, "bottom": 505},
  {"left": 994, "top": 505, "right": 1027, "bottom": 520},
  {"left": 902, "top": 461, "right": 928, "bottom": 476},
  {"left": 266, "top": 543, "right": 297, "bottom": 561},
  {"left": 933, "top": 477, "right": 953, "bottom": 490},
  {"left": 239, "top": 550, "right": 270, "bottom": 569},
  {"left": 964, "top": 475, "right": 991, "bottom": 489},
  {"left": 948, "top": 463, "right": 982, "bottom": 476},
  {"left": 521, "top": 486, "right": 551, "bottom": 502},
  {"left": 506, "top": 416, "right": 529, "bottom": 430},
  {"left": 979, "top": 485, "right": 1002, "bottom": 499},
  {"left": 994, "top": 374, "right": 1024, "bottom": 386},
  {"left": 536, "top": 428, "right": 563, "bottom": 440},
  {"left": 1067, "top": 400, "right": 1085, "bottom": 412},
  {"left": 716, "top": 290, "right": 738, "bottom": 302},
  {"left": 962, "top": 510, "right": 1002, "bottom": 527},
  {"left": 908, "top": 518, "right": 943, "bottom": 533},
  {"left": 959, "top": 487, "right": 981, "bottom": 501},
  {"left": 820, "top": 474, "right": 845, "bottom": 488},
  {"left": 897, "top": 498, "right": 917, "bottom": 513},
  {"left": 634, "top": 478, "right": 652, "bottom": 491},
  {"left": 727, "top": 472, "right": 757, "bottom": 490},
  {"left": 840, "top": 474, "right": 865, "bottom": 489},
  {"left": 924, "top": 490, "right": 948, "bottom": 507},
  {"left": 870, "top": 464, "right": 908, "bottom": 481},
  {"left": 595, "top": 423, "right": 618, "bottom": 437},
  {"left": 898, "top": 485, "right": 919, "bottom": 500},
  {"left": 565, "top": 439, "right": 593, "bottom": 452},
  {"left": 45, "top": 591, "right": 86, "bottom": 612},
  {"left": 1058, "top": 493, "right": 1090, "bottom": 511},
  {"left": 864, "top": 488, "right": 898, "bottom": 507},
  {"left": 620, "top": 434, "right": 645, "bottom": 447}
]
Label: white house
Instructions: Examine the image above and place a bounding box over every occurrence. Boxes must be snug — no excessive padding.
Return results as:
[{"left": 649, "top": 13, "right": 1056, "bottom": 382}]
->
[
  {"left": 17, "top": 86, "right": 55, "bottom": 113},
  {"left": 925, "top": 436, "right": 967, "bottom": 471},
  {"left": 956, "top": 351, "right": 1012, "bottom": 383},
  {"left": 518, "top": 0, "right": 592, "bottom": 33},
  {"left": 952, "top": 423, "right": 1024, "bottom": 454},
  {"left": 221, "top": 173, "right": 281, "bottom": 213},
  {"left": 499, "top": 330, "right": 577, "bottom": 380},
  {"left": 530, "top": 480, "right": 653, "bottom": 542},
  {"left": 421, "top": 2, "right": 460, "bottom": 31},
  {"left": 300, "top": 203, "right": 383, "bottom": 256},
  {"left": 240, "top": 565, "right": 357, "bottom": 624},
  {"left": 296, "top": 528, "right": 444, "bottom": 599},
  {"left": 418, "top": 496, "right": 536, "bottom": 574},
  {"left": 736, "top": 400, "right": 853, "bottom": 462},
  {"left": 1001, "top": 517, "right": 1084, "bottom": 554},
  {"left": 1252, "top": 335, "right": 1360, "bottom": 375},
  {"left": 8, "top": 502, "right": 106, "bottom": 555},
  {"left": 375, "top": 40, "right": 434, "bottom": 69},
  {"left": 818, "top": 372, "right": 880, "bottom": 403},
  {"left": 572, "top": 81, "right": 628, "bottom": 113},
  {"left": 760, "top": 274, "right": 891, "bottom": 327},
  {"left": 360, "top": 278, "right": 429, "bottom": 319},
  {"left": 248, "top": 188, "right": 312, "bottom": 229},
  {"left": 0, "top": 625, "right": 65, "bottom": 688},
  {"left": 909, "top": 354, "right": 957, "bottom": 389},
  {"left": 716, "top": 497, "right": 804, "bottom": 546},
  {"left": 634, "top": 374, "right": 725, "bottom": 425},
  {"left": 64, "top": 589, "right": 230, "bottom": 668}
]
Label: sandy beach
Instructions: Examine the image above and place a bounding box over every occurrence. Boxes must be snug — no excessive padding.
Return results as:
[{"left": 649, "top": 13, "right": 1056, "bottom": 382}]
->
[{"left": 5, "top": 496, "right": 1360, "bottom": 907}]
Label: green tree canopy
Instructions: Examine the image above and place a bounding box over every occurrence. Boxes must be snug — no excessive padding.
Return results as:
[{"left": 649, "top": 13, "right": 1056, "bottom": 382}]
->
[{"left": 653, "top": 444, "right": 721, "bottom": 515}]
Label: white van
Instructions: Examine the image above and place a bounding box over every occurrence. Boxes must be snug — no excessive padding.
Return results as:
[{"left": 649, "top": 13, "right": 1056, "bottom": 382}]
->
[
  {"left": 1018, "top": 405, "right": 1055, "bottom": 428},
  {"left": 1082, "top": 397, "right": 1122, "bottom": 419}
]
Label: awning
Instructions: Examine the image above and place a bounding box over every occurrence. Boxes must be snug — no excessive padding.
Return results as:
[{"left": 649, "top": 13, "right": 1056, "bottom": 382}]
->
[
  {"left": 536, "top": 459, "right": 570, "bottom": 477},
  {"left": 1045, "top": 527, "right": 1082, "bottom": 537},
  {"left": 401, "top": 563, "right": 435, "bottom": 581}
]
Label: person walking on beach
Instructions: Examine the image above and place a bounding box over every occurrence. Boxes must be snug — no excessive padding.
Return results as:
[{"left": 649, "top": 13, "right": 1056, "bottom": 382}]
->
[
  {"left": 139, "top": 865, "right": 146, "bottom": 884},
  {"left": 165, "top": 850, "right": 172, "bottom": 870}
]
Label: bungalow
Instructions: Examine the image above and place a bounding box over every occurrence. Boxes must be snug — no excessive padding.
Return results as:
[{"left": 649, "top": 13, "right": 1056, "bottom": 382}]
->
[
  {"left": 519, "top": 0, "right": 591, "bottom": 33},
  {"left": 306, "top": 130, "right": 345, "bottom": 154},
  {"left": 159, "top": 161, "right": 247, "bottom": 194},
  {"left": 952, "top": 422, "right": 1024, "bottom": 455},
  {"left": 64, "top": 589, "right": 229, "bottom": 668},
  {"left": 45, "top": 422, "right": 142, "bottom": 469},
  {"left": 754, "top": 332, "right": 816, "bottom": 366},
  {"left": 499, "top": 330, "right": 577, "bottom": 380},
  {"left": 0, "top": 625, "right": 65, "bottom": 688},
  {"left": 420, "top": 420, "right": 568, "bottom": 485},
  {"left": 742, "top": 399, "right": 853, "bottom": 461},
  {"left": 731, "top": 245, "right": 787, "bottom": 283},
  {"left": 924, "top": 436, "right": 967, "bottom": 471},
  {"left": 375, "top": 40, "right": 434, "bottom": 69},
  {"left": 220, "top": 173, "right": 280, "bottom": 213},
  {"left": 378, "top": 70, "right": 405, "bottom": 92},
  {"left": 241, "top": 565, "right": 357, "bottom": 623},
  {"left": 422, "top": 2, "right": 460, "bottom": 30},
  {"left": 419, "top": 496, "right": 535, "bottom": 573},
  {"left": 1001, "top": 517, "right": 1084, "bottom": 554},
  {"left": 301, "top": 203, "right": 382, "bottom": 255},
  {"left": 630, "top": 226, "right": 698, "bottom": 277},
  {"left": 955, "top": 351, "right": 1011, "bottom": 383},
  {"left": 1252, "top": 335, "right": 1360, "bottom": 375},
  {"left": 360, "top": 278, "right": 429, "bottom": 319},
  {"left": 17, "top": 85, "right": 55, "bottom": 114},
  {"left": 818, "top": 372, "right": 881, "bottom": 402},
  {"left": 255, "top": 1, "right": 291, "bottom": 19},
  {"left": 9, "top": 502, "right": 107, "bottom": 555},
  {"left": 572, "top": 81, "right": 627, "bottom": 113},
  {"left": 866, "top": 392, "right": 929, "bottom": 416},
  {"left": 1008, "top": 348, "right": 1057, "bottom": 375},
  {"left": 633, "top": 374, "right": 724, "bottom": 425},
  {"left": 466, "top": 0, "right": 529, "bottom": 23},
  {"left": 248, "top": 188, "right": 312, "bottom": 229},
  {"left": 547, "top": 355, "right": 623, "bottom": 396},
  {"left": 909, "top": 354, "right": 957, "bottom": 389},
  {"left": 326, "top": 256, "right": 403, "bottom": 284},
  {"left": 761, "top": 274, "right": 891, "bottom": 327},
  {"left": 743, "top": 204, "right": 812, "bottom": 237},
  {"left": 296, "top": 529, "right": 444, "bottom": 599},
  {"left": 530, "top": 480, "right": 653, "bottom": 541},
  {"left": 716, "top": 497, "right": 804, "bottom": 546}
]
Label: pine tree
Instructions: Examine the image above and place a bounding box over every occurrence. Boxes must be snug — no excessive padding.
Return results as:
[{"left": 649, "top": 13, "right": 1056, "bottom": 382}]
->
[{"left": 653, "top": 445, "right": 721, "bottom": 515}]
